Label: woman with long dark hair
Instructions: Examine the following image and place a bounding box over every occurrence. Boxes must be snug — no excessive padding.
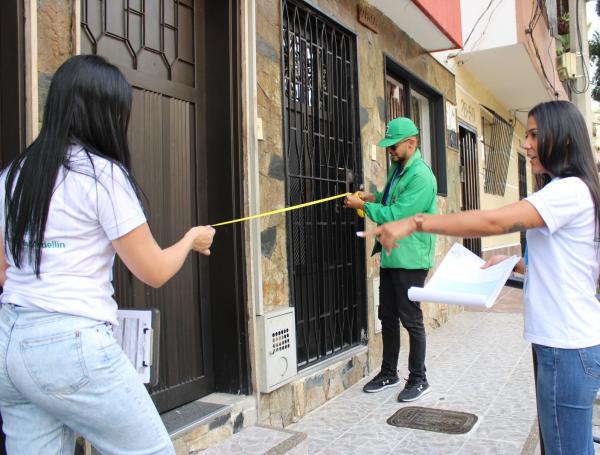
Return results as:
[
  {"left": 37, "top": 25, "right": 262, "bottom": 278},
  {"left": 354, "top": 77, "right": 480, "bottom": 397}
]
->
[
  {"left": 361, "top": 100, "right": 600, "bottom": 454},
  {"left": 0, "top": 55, "right": 214, "bottom": 454}
]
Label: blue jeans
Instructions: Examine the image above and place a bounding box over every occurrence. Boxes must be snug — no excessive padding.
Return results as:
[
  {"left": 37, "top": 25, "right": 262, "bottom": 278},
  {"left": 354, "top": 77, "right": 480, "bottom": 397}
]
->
[
  {"left": 533, "top": 343, "right": 600, "bottom": 455},
  {"left": 0, "top": 303, "right": 174, "bottom": 454}
]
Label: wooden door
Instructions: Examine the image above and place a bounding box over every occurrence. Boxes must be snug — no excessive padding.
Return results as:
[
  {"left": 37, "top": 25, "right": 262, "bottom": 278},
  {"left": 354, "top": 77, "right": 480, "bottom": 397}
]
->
[
  {"left": 0, "top": 0, "right": 25, "bottom": 169},
  {"left": 81, "top": 0, "right": 212, "bottom": 412}
]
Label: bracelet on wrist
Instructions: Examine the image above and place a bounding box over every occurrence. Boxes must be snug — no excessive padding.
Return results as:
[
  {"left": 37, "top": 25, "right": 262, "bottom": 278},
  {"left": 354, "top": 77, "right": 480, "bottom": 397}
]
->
[{"left": 413, "top": 213, "right": 424, "bottom": 232}]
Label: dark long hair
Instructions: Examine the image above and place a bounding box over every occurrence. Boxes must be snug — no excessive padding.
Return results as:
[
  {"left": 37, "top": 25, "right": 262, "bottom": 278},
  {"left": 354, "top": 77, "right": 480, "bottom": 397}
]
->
[
  {"left": 529, "top": 100, "right": 600, "bottom": 238},
  {"left": 4, "top": 54, "right": 143, "bottom": 276}
]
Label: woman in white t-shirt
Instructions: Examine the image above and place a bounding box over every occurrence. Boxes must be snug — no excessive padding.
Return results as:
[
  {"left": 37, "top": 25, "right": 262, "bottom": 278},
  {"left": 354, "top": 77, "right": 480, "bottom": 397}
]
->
[
  {"left": 360, "top": 100, "right": 600, "bottom": 454},
  {"left": 0, "top": 55, "right": 215, "bottom": 454}
]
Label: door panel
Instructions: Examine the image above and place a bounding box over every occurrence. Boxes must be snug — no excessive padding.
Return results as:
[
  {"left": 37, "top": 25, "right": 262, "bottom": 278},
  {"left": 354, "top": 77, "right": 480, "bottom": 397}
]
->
[{"left": 81, "top": 0, "right": 211, "bottom": 412}]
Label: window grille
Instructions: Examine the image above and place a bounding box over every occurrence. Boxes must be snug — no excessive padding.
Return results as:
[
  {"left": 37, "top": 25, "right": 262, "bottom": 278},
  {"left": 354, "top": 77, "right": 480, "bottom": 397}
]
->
[
  {"left": 459, "top": 127, "right": 482, "bottom": 257},
  {"left": 481, "top": 106, "right": 514, "bottom": 196},
  {"left": 385, "top": 76, "right": 406, "bottom": 120},
  {"left": 518, "top": 153, "right": 528, "bottom": 255},
  {"left": 282, "top": 0, "right": 366, "bottom": 369},
  {"left": 385, "top": 76, "right": 435, "bottom": 165},
  {"left": 383, "top": 60, "right": 446, "bottom": 194}
]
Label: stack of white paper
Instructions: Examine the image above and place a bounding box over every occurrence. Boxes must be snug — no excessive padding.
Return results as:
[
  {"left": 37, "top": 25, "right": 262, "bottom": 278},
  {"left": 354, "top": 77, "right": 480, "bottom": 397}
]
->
[{"left": 408, "top": 243, "right": 520, "bottom": 308}]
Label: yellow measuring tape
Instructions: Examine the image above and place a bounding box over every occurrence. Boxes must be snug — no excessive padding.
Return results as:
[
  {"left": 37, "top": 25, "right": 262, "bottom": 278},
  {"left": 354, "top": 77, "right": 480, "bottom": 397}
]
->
[{"left": 212, "top": 193, "right": 353, "bottom": 227}]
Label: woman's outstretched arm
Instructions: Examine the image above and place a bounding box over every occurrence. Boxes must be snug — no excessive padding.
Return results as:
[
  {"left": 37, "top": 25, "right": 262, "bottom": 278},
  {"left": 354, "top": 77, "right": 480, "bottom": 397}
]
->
[
  {"left": 359, "top": 199, "right": 544, "bottom": 254},
  {"left": 112, "top": 223, "right": 215, "bottom": 288}
]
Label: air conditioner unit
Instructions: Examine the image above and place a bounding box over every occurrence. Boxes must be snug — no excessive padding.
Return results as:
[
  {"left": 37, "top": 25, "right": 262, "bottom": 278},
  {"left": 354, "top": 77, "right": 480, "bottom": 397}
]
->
[
  {"left": 257, "top": 307, "right": 298, "bottom": 392},
  {"left": 557, "top": 52, "right": 577, "bottom": 81}
]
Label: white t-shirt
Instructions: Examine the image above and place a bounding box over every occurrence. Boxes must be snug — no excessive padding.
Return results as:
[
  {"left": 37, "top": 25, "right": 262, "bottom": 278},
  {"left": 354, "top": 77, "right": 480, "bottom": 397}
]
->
[
  {"left": 524, "top": 176, "right": 600, "bottom": 348},
  {"left": 0, "top": 146, "right": 146, "bottom": 324}
]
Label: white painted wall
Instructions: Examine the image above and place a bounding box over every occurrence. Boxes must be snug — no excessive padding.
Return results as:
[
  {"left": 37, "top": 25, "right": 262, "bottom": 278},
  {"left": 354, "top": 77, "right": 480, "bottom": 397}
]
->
[{"left": 460, "top": 0, "right": 517, "bottom": 52}]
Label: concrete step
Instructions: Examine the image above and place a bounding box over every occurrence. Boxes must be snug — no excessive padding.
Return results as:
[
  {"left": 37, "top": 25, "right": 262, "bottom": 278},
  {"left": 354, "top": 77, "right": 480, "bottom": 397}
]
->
[
  {"left": 171, "top": 393, "right": 258, "bottom": 454},
  {"left": 195, "top": 425, "right": 307, "bottom": 455},
  {"left": 76, "top": 393, "right": 258, "bottom": 455}
]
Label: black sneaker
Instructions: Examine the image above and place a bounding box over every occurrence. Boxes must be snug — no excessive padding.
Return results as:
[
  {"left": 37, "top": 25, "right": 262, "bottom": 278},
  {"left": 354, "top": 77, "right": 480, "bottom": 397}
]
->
[
  {"left": 397, "top": 381, "right": 430, "bottom": 402},
  {"left": 363, "top": 371, "right": 400, "bottom": 393}
]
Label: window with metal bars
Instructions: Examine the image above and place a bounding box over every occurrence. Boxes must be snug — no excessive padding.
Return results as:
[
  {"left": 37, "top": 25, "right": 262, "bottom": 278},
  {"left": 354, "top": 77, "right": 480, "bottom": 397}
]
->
[
  {"left": 385, "top": 75, "right": 433, "bottom": 165},
  {"left": 384, "top": 58, "right": 447, "bottom": 195},
  {"left": 518, "top": 153, "right": 528, "bottom": 255},
  {"left": 281, "top": 0, "right": 366, "bottom": 369},
  {"left": 481, "top": 106, "right": 514, "bottom": 196}
]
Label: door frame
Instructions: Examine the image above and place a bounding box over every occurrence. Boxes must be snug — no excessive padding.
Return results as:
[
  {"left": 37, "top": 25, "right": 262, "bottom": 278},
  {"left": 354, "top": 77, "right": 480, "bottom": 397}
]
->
[
  {"left": 0, "top": 1, "right": 24, "bottom": 451},
  {"left": 0, "top": 0, "right": 26, "bottom": 167},
  {"left": 205, "top": 0, "right": 249, "bottom": 394}
]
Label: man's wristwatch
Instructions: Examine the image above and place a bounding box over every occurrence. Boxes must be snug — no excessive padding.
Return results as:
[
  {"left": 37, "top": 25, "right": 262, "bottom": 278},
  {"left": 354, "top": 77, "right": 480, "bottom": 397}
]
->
[{"left": 413, "top": 213, "right": 424, "bottom": 232}]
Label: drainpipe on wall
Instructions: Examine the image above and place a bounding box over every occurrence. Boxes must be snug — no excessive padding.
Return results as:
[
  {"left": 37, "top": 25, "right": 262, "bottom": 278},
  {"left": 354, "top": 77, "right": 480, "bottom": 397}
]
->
[
  {"left": 244, "top": 0, "right": 265, "bottom": 318},
  {"left": 72, "top": 0, "right": 81, "bottom": 55},
  {"left": 24, "top": 0, "right": 38, "bottom": 145},
  {"left": 243, "top": 0, "right": 266, "bottom": 411}
]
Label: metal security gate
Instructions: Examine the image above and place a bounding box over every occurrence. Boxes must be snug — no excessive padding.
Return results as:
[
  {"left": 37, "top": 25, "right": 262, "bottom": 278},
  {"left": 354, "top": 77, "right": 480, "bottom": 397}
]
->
[
  {"left": 459, "top": 125, "right": 482, "bottom": 256},
  {"left": 518, "top": 153, "right": 527, "bottom": 255},
  {"left": 282, "top": 0, "right": 366, "bottom": 369},
  {"left": 482, "top": 106, "right": 514, "bottom": 196}
]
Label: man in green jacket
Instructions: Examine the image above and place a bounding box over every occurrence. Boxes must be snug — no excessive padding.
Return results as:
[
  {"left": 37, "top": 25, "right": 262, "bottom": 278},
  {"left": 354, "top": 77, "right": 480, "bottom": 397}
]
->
[{"left": 344, "top": 117, "right": 437, "bottom": 402}]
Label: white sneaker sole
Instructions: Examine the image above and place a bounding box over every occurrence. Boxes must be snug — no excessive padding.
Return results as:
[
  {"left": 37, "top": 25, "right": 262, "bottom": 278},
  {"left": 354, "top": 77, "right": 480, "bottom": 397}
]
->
[
  {"left": 363, "top": 381, "right": 400, "bottom": 393},
  {"left": 398, "top": 386, "right": 431, "bottom": 402}
]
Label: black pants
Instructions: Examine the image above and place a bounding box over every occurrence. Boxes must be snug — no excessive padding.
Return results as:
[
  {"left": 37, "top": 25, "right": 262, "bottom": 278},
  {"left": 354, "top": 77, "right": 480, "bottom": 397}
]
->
[{"left": 379, "top": 267, "right": 429, "bottom": 383}]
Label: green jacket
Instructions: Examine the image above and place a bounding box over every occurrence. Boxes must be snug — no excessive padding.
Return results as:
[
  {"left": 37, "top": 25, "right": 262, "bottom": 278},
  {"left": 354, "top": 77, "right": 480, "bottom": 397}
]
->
[{"left": 364, "top": 149, "right": 437, "bottom": 269}]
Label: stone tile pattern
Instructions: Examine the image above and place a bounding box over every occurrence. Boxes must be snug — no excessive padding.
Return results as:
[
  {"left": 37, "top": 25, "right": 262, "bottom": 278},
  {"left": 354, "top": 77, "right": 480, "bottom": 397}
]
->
[
  {"left": 198, "top": 426, "right": 292, "bottom": 455},
  {"left": 38, "top": 0, "right": 75, "bottom": 124},
  {"left": 258, "top": 350, "right": 368, "bottom": 427},
  {"left": 172, "top": 395, "right": 256, "bottom": 454},
  {"left": 288, "top": 311, "right": 541, "bottom": 454}
]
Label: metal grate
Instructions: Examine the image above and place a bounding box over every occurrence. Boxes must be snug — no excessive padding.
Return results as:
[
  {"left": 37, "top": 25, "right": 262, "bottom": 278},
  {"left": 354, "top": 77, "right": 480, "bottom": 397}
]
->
[
  {"left": 459, "top": 127, "right": 482, "bottom": 257},
  {"left": 271, "top": 328, "right": 290, "bottom": 354},
  {"left": 281, "top": 0, "right": 366, "bottom": 369},
  {"left": 387, "top": 406, "right": 478, "bottom": 434},
  {"left": 482, "top": 106, "right": 514, "bottom": 196},
  {"left": 518, "top": 153, "right": 528, "bottom": 255},
  {"left": 385, "top": 75, "right": 406, "bottom": 120}
]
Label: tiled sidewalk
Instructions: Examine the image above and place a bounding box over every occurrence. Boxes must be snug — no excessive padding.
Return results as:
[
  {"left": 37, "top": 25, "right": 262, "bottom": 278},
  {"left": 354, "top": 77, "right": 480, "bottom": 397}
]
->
[
  {"left": 288, "top": 294, "right": 540, "bottom": 455},
  {"left": 202, "top": 287, "right": 599, "bottom": 454}
]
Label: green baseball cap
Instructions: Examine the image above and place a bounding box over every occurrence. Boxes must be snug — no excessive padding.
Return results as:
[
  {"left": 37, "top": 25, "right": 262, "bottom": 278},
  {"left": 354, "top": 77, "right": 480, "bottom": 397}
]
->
[{"left": 377, "top": 117, "right": 419, "bottom": 148}]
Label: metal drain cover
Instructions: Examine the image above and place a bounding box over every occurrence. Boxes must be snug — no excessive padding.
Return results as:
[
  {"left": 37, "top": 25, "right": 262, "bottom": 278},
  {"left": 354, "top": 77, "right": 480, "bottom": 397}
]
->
[{"left": 387, "top": 406, "right": 478, "bottom": 434}]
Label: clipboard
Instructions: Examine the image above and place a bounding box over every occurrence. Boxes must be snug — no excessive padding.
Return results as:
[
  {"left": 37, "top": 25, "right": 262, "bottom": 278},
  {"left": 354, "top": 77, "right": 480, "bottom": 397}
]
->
[{"left": 113, "top": 308, "right": 160, "bottom": 387}]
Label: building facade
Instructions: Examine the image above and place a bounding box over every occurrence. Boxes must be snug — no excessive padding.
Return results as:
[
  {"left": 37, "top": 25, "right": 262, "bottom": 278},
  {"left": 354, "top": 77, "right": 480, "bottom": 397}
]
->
[
  {"left": 433, "top": 0, "right": 588, "bottom": 261},
  {"left": 2, "top": 0, "right": 591, "bottom": 453}
]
